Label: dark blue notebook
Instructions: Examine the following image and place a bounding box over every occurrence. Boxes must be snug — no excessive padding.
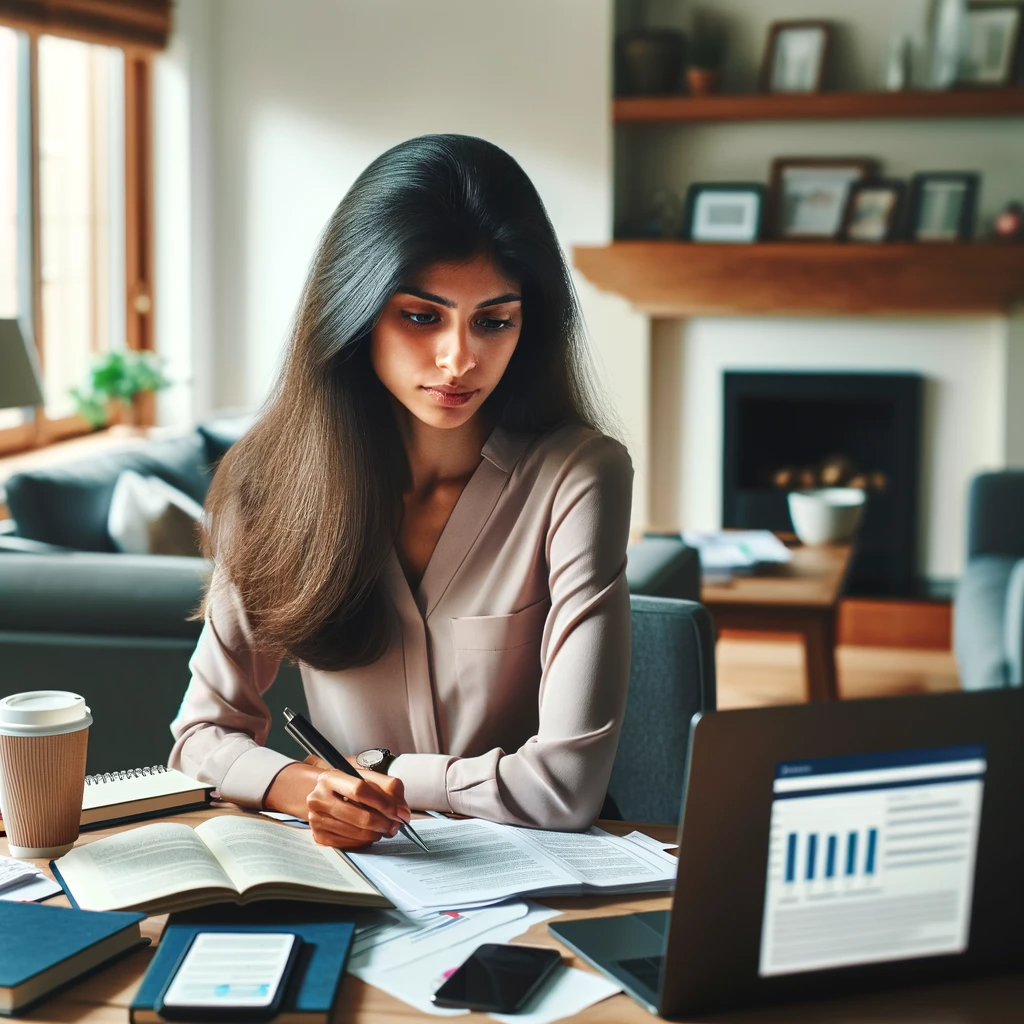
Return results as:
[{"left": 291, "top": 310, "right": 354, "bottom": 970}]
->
[
  {"left": 129, "top": 905, "right": 355, "bottom": 1024},
  {"left": 0, "top": 901, "right": 147, "bottom": 1016}
]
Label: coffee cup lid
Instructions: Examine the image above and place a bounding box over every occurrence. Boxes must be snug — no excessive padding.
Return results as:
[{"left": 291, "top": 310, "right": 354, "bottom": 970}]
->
[{"left": 0, "top": 691, "right": 92, "bottom": 736}]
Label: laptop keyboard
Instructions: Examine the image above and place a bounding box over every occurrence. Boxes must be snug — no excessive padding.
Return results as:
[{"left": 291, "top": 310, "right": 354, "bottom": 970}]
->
[{"left": 615, "top": 954, "right": 664, "bottom": 993}]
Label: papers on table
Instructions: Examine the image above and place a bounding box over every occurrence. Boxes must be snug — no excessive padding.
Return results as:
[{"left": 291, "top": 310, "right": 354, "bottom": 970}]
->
[
  {"left": 350, "top": 900, "right": 621, "bottom": 1021},
  {"left": 346, "top": 817, "right": 677, "bottom": 913},
  {"left": 624, "top": 829, "right": 679, "bottom": 853},
  {"left": 683, "top": 530, "right": 792, "bottom": 575},
  {"left": 0, "top": 856, "right": 63, "bottom": 902}
]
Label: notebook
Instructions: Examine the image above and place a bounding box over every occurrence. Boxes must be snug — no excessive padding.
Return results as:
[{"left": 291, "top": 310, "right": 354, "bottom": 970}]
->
[
  {"left": 130, "top": 905, "right": 355, "bottom": 1024},
  {"left": 51, "top": 814, "right": 389, "bottom": 915},
  {"left": 0, "top": 902, "right": 147, "bottom": 1017},
  {"left": 0, "top": 765, "right": 213, "bottom": 836}
]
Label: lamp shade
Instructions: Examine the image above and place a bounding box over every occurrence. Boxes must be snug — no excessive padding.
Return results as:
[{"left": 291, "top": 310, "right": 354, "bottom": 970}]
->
[{"left": 0, "top": 319, "right": 44, "bottom": 410}]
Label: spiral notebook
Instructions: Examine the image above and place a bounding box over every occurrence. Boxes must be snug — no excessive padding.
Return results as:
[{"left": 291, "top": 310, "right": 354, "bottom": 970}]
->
[{"left": 0, "top": 766, "right": 213, "bottom": 835}]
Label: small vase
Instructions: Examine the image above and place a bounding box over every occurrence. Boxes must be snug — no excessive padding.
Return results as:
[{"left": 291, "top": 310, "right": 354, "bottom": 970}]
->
[{"left": 687, "top": 68, "right": 719, "bottom": 96}]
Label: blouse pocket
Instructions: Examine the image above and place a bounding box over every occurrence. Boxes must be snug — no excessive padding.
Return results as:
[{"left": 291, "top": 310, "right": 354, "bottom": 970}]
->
[
  {"left": 449, "top": 598, "right": 550, "bottom": 651},
  {"left": 449, "top": 600, "right": 550, "bottom": 738}
]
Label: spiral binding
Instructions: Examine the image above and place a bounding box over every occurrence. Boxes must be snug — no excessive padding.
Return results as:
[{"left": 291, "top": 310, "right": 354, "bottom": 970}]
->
[{"left": 85, "top": 765, "right": 169, "bottom": 786}]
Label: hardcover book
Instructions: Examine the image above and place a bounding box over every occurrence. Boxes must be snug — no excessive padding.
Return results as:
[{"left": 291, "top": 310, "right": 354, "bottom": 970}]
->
[{"left": 0, "top": 902, "right": 146, "bottom": 1016}]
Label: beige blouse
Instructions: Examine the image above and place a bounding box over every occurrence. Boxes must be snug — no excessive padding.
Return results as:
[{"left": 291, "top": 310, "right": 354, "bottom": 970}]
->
[{"left": 169, "top": 423, "right": 633, "bottom": 830}]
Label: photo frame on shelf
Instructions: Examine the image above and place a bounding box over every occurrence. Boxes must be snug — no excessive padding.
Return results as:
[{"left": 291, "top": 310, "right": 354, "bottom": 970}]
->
[
  {"left": 908, "top": 172, "right": 980, "bottom": 242},
  {"left": 684, "top": 183, "right": 766, "bottom": 243},
  {"left": 959, "top": 3, "right": 1023, "bottom": 86},
  {"left": 840, "top": 180, "right": 907, "bottom": 243},
  {"left": 760, "top": 21, "right": 833, "bottom": 93},
  {"left": 770, "top": 158, "right": 877, "bottom": 240}
]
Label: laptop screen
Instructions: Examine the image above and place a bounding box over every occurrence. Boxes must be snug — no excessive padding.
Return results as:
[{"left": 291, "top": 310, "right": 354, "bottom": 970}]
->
[{"left": 758, "top": 744, "right": 987, "bottom": 978}]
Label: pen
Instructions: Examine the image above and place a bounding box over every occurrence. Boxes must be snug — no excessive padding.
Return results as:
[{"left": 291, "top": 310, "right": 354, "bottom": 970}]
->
[{"left": 282, "top": 707, "right": 430, "bottom": 853}]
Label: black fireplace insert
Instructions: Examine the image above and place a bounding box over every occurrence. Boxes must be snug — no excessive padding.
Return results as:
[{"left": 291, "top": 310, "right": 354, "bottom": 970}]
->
[{"left": 722, "top": 371, "right": 923, "bottom": 595}]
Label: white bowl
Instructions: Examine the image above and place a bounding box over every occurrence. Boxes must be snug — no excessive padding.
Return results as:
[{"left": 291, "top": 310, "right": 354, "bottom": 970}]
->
[{"left": 787, "top": 488, "right": 866, "bottom": 546}]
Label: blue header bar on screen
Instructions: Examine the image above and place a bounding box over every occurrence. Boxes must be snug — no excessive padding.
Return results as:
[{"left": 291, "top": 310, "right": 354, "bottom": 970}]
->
[{"left": 773, "top": 745, "right": 987, "bottom": 800}]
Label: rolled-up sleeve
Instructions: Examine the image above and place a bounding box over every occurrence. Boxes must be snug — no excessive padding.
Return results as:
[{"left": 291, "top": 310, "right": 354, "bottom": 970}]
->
[
  {"left": 390, "top": 436, "right": 633, "bottom": 830},
  {"left": 169, "top": 573, "right": 296, "bottom": 806}
]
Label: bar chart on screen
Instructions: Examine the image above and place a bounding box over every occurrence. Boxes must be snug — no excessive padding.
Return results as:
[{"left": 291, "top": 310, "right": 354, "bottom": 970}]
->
[{"left": 759, "top": 745, "right": 987, "bottom": 977}]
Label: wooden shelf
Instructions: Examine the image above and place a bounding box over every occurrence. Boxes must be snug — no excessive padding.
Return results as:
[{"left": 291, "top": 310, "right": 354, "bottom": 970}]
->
[
  {"left": 573, "top": 242, "right": 1024, "bottom": 316},
  {"left": 614, "top": 88, "right": 1024, "bottom": 124}
]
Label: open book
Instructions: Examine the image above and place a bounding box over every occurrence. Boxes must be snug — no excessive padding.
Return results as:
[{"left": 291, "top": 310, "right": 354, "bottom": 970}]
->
[
  {"left": 346, "top": 816, "right": 678, "bottom": 912},
  {"left": 51, "top": 815, "right": 389, "bottom": 915}
]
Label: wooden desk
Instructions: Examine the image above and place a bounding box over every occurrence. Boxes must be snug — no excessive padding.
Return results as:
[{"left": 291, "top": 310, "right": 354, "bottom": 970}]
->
[
  {"left": 702, "top": 542, "right": 854, "bottom": 702},
  {"left": 5, "top": 807, "right": 1022, "bottom": 1022}
]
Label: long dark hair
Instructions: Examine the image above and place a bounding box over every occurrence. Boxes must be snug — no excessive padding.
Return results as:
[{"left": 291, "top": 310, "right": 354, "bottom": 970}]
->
[{"left": 203, "top": 134, "right": 602, "bottom": 670}]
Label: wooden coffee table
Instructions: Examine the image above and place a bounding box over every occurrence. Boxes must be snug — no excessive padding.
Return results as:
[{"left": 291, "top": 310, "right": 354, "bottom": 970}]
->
[{"left": 701, "top": 539, "right": 854, "bottom": 702}]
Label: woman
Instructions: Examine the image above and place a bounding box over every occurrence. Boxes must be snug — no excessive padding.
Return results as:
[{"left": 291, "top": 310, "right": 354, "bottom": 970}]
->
[{"left": 170, "top": 134, "right": 633, "bottom": 850}]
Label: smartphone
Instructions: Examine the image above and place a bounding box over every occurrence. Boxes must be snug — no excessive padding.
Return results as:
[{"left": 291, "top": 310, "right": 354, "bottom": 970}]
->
[
  {"left": 156, "top": 931, "right": 302, "bottom": 1022},
  {"left": 431, "top": 942, "right": 562, "bottom": 1013}
]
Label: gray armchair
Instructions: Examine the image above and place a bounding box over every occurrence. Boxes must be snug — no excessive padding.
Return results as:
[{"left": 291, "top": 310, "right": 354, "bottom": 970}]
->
[{"left": 954, "top": 471, "right": 1024, "bottom": 690}]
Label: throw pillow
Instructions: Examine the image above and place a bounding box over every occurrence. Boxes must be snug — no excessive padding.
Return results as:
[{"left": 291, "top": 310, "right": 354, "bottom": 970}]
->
[{"left": 108, "top": 470, "right": 204, "bottom": 557}]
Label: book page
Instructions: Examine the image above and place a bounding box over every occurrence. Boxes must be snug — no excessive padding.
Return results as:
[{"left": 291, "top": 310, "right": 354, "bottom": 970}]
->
[
  {"left": 346, "top": 817, "right": 576, "bottom": 909},
  {"left": 195, "top": 815, "right": 379, "bottom": 898},
  {"left": 516, "top": 826, "right": 677, "bottom": 888},
  {"left": 52, "top": 822, "right": 234, "bottom": 911}
]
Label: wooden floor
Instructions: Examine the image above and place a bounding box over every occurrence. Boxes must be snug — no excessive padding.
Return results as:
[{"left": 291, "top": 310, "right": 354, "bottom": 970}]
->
[{"left": 716, "top": 638, "right": 961, "bottom": 709}]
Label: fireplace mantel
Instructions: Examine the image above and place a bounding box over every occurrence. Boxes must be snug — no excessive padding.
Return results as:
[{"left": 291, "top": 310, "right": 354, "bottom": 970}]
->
[{"left": 574, "top": 242, "right": 1024, "bottom": 317}]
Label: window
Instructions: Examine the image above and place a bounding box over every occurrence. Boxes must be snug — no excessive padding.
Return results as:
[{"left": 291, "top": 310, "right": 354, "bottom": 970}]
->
[{"left": 0, "top": 13, "right": 158, "bottom": 455}]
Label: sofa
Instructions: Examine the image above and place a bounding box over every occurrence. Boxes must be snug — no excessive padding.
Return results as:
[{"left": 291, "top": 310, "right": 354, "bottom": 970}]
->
[
  {"left": 0, "top": 423, "right": 703, "bottom": 775},
  {"left": 954, "top": 471, "right": 1024, "bottom": 690}
]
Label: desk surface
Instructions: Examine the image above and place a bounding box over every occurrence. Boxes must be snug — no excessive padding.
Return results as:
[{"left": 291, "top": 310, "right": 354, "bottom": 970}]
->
[{"left": 4, "top": 807, "right": 1022, "bottom": 1023}]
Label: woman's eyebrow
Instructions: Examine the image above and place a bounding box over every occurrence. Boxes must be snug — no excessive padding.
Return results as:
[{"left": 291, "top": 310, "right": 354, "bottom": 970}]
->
[
  {"left": 395, "top": 286, "right": 522, "bottom": 309},
  {"left": 475, "top": 292, "right": 522, "bottom": 309}
]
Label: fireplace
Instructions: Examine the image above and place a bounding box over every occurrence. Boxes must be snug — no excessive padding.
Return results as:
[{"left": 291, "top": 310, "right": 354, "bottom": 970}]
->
[{"left": 722, "top": 371, "right": 923, "bottom": 595}]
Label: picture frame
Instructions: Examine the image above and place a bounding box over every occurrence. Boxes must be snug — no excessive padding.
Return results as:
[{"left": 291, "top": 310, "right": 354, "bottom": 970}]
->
[
  {"left": 769, "top": 158, "right": 877, "bottom": 240},
  {"left": 683, "top": 183, "right": 766, "bottom": 243},
  {"left": 760, "top": 21, "right": 833, "bottom": 94},
  {"left": 840, "top": 180, "right": 907, "bottom": 243},
  {"left": 907, "top": 172, "right": 980, "bottom": 242},
  {"left": 959, "top": 3, "right": 1023, "bottom": 86}
]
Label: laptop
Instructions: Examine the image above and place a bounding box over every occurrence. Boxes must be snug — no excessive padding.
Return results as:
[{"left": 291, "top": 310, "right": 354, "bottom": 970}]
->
[{"left": 550, "top": 688, "right": 1024, "bottom": 1017}]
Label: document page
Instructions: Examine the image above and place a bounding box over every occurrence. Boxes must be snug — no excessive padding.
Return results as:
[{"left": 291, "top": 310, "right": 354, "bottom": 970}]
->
[
  {"left": 52, "top": 822, "right": 234, "bottom": 911},
  {"left": 195, "top": 815, "right": 380, "bottom": 899},
  {"left": 516, "top": 826, "right": 678, "bottom": 889},
  {"left": 347, "top": 817, "right": 576, "bottom": 910},
  {"left": 759, "top": 745, "right": 986, "bottom": 977}
]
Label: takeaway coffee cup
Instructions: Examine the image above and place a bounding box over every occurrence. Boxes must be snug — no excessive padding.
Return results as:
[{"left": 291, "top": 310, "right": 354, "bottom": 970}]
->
[{"left": 0, "top": 691, "right": 91, "bottom": 858}]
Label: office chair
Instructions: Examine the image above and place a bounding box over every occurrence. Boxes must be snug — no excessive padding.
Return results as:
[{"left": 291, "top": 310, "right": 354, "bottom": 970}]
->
[{"left": 603, "top": 595, "right": 717, "bottom": 825}]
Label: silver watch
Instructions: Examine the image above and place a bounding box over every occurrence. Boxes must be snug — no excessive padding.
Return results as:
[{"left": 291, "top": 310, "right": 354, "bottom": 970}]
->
[{"left": 355, "top": 747, "right": 396, "bottom": 773}]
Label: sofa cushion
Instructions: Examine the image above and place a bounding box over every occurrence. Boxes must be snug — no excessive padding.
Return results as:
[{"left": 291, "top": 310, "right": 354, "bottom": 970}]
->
[
  {"left": 198, "top": 414, "right": 255, "bottom": 466},
  {"left": 5, "top": 432, "right": 210, "bottom": 552},
  {"left": 954, "top": 555, "right": 1017, "bottom": 691},
  {"left": 108, "top": 471, "right": 204, "bottom": 557}
]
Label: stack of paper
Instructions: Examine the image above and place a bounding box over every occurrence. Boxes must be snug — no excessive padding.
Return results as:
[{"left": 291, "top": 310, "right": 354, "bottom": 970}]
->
[
  {"left": 346, "top": 817, "right": 677, "bottom": 913},
  {"left": 0, "top": 857, "right": 62, "bottom": 903},
  {"left": 683, "top": 530, "right": 792, "bottom": 574}
]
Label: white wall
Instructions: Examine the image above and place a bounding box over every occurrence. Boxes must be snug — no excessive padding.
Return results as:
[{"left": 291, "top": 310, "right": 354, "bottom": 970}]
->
[{"left": 187, "top": 0, "right": 649, "bottom": 522}]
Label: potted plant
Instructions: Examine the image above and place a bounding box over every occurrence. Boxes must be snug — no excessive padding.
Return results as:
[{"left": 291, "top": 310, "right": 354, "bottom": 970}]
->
[
  {"left": 687, "top": 11, "right": 726, "bottom": 95},
  {"left": 70, "top": 350, "right": 170, "bottom": 429}
]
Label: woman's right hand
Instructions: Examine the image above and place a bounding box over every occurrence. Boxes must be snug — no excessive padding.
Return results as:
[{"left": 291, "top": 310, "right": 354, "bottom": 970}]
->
[{"left": 306, "top": 768, "right": 411, "bottom": 849}]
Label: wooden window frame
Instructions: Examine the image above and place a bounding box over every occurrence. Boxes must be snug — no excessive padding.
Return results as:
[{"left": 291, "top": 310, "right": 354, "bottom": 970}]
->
[{"left": 0, "top": 25, "right": 157, "bottom": 457}]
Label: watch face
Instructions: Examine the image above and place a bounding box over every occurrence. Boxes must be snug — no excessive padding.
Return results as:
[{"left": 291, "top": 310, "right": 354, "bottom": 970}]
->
[{"left": 357, "top": 749, "right": 386, "bottom": 770}]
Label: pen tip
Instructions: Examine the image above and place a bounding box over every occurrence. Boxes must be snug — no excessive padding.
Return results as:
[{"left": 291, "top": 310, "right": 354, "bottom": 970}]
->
[{"left": 283, "top": 707, "right": 294, "bottom": 721}]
